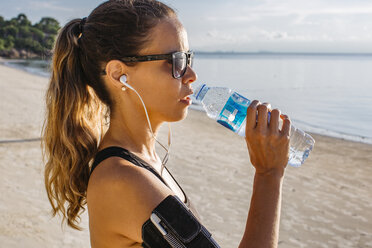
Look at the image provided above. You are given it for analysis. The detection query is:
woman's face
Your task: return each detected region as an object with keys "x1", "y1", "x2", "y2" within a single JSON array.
[{"x1": 125, "y1": 17, "x2": 197, "y2": 123}]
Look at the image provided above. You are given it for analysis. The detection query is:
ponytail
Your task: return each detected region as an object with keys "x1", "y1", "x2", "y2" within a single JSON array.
[{"x1": 42, "y1": 19, "x2": 106, "y2": 230}]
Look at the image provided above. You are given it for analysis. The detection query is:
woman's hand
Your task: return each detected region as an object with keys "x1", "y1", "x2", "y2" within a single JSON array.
[{"x1": 244, "y1": 100, "x2": 291, "y2": 177}]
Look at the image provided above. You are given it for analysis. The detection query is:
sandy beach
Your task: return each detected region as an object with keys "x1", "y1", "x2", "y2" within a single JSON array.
[{"x1": 1, "y1": 60, "x2": 372, "y2": 248}]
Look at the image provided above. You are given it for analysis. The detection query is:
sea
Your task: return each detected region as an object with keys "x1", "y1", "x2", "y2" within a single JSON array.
[{"x1": 4, "y1": 52, "x2": 372, "y2": 144}]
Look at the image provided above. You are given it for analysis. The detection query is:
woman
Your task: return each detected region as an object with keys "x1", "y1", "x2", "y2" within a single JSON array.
[{"x1": 42, "y1": 0, "x2": 290, "y2": 247}]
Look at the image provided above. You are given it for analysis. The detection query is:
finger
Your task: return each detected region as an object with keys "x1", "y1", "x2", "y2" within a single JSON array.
[
  {"x1": 269, "y1": 109, "x2": 280, "y2": 133},
  {"x1": 262, "y1": 102, "x2": 272, "y2": 123},
  {"x1": 280, "y1": 114, "x2": 291, "y2": 135},
  {"x1": 246, "y1": 100, "x2": 260, "y2": 130},
  {"x1": 256, "y1": 104, "x2": 269, "y2": 129},
  {"x1": 262, "y1": 102, "x2": 272, "y2": 111},
  {"x1": 262, "y1": 102, "x2": 273, "y2": 124}
]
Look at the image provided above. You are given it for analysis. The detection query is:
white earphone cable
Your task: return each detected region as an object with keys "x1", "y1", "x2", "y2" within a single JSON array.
[{"x1": 127, "y1": 85, "x2": 171, "y2": 175}]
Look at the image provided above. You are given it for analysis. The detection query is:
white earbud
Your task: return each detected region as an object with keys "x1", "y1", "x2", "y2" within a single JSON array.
[{"x1": 119, "y1": 74, "x2": 134, "y2": 91}]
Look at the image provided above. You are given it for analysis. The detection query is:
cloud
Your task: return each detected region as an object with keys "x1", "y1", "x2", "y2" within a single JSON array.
[
  {"x1": 182, "y1": 0, "x2": 372, "y2": 53},
  {"x1": 253, "y1": 0, "x2": 372, "y2": 16},
  {"x1": 28, "y1": 1, "x2": 74, "y2": 12},
  {"x1": 196, "y1": 0, "x2": 372, "y2": 26},
  {"x1": 202, "y1": 27, "x2": 328, "y2": 44}
]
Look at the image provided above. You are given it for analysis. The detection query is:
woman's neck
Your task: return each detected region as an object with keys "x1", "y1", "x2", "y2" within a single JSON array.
[{"x1": 100, "y1": 103, "x2": 163, "y2": 165}]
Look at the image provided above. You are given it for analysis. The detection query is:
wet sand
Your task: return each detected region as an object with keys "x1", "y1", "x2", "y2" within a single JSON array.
[{"x1": 1, "y1": 61, "x2": 371, "y2": 247}]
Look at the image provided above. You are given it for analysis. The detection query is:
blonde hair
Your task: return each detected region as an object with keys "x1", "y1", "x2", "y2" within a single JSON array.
[
  {"x1": 42, "y1": 0, "x2": 176, "y2": 230},
  {"x1": 42, "y1": 18, "x2": 106, "y2": 229}
]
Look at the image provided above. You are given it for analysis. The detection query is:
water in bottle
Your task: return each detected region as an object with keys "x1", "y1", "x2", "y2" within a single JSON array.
[{"x1": 192, "y1": 84, "x2": 315, "y2": 167}]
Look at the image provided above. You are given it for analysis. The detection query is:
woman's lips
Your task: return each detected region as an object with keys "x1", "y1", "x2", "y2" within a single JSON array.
[{"x1": 180, "y1": 96, "x2": 192, "y2": 105}]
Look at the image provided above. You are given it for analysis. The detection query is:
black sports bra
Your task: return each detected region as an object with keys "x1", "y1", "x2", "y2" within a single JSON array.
[{"x1": 90, "y1": 146, "x2": 189, "y2": 206}]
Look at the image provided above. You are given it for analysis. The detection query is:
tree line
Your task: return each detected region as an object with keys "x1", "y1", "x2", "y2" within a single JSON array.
[{"x1": 0, "y1": 14, "x2": 60, "y2": 59}]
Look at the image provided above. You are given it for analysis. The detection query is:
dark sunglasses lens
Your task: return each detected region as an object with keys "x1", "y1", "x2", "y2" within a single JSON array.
[{"x1": 173, "y1": 52, "x2": 187, "y2": 78}]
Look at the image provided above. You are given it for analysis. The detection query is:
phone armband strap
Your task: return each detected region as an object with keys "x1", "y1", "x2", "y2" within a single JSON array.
[{"x1": 142, "y1": 195, "x2": 220, "y2": 248}]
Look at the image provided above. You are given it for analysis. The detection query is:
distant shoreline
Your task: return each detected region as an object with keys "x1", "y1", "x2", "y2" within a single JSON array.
[
  {"x1": 5, "y1": 51, "x2": 372, "y2": 80},
  {"x1": 4, "y1": 50, "x2": 372, "y2": 60},
  {"x1": 0, "y1": 57, "x2": 51, "y2": 78},
  {"x1": 195, "y1": 51, "x2": 372, "y2": 57}
]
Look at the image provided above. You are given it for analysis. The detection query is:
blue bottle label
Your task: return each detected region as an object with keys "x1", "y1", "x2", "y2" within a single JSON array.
[{"x1": 217, "y1": 92, "x2": 251, "y2": 132}]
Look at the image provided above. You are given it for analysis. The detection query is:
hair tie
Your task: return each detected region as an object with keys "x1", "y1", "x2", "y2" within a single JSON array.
[
  {"x1": 78, "y1": 17, "x2": 87, "y2": 39},
  {"x1": 79, "y1": 17, "x2": 87, "y2": 32}
]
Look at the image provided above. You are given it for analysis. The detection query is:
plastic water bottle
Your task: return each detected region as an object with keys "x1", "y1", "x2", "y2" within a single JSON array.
[{"x1": 192, "y1": 84, "x2": 315, "y2": 167}]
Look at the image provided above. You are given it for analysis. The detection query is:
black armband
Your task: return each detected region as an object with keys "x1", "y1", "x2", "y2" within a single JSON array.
[{"x1": 142, "y1": 195, "x2": 220, "y2": 248}]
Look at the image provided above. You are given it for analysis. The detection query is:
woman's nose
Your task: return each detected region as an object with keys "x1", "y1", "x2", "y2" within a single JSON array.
[{"x1": 183, "y1": 65, "x2": 197, "y2": 84}]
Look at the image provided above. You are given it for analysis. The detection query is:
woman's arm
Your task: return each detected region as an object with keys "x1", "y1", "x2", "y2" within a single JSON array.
[
  {"x1": 87, "y1": 158, "x2": 173, "y2": 245},
  {"x1": 239, "y1": 173, "x2": 283, "y2": 248},
  {"x1": 239, "y1": 100, "x2": 290, "y2": 248}
]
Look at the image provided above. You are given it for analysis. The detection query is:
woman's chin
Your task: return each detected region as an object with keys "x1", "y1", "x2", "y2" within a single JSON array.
[{"x1": 166, "y1": 108, "x2": 189, "y2": 122}]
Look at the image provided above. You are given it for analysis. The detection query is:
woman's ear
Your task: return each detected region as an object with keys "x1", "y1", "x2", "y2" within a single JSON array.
[{"x1": 104, "y1": 60, "x2": 128, "y2": 88}]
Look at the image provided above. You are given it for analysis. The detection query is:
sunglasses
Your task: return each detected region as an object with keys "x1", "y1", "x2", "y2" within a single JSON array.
[{"x1": 120, "y1": 51, "x2": 194, "y2": 79}]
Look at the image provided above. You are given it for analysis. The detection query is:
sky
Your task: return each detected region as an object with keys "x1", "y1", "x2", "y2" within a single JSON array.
[{"x1": 1, "y1": 0, "x2": 372, "y2": 53}]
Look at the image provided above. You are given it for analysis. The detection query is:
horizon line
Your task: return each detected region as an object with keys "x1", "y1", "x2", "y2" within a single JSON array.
[{"x1": 194, "y1": 51, "x2": 372, "y2": 56}]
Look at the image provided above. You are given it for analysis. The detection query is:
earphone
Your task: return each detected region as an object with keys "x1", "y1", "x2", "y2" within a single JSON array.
[
  {"x1": 119, "y1": 74, "x2": 171, "y2": 175},
  {"x1": 120, "y1": 74, "x2": 134, "y2": 91}
]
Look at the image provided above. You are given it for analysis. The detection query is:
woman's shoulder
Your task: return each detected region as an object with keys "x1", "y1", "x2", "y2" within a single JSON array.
[
  {"x1": 89, "y1": 155, "x2": 171, "y2": 194},
  {"x1": 87, "y1": 157, "x2": 172, "y2": 243}
]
